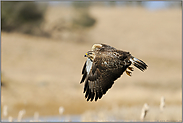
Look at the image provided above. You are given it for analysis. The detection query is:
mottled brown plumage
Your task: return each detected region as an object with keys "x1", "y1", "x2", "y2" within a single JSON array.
[{"x1": 80, "y1": 43, "x2": 148, "y2": 101}]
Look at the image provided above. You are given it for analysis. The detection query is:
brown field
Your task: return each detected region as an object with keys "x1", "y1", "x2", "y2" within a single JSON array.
[{"x1": 1, "y1": 5, "x2": 182, "y2": 121}]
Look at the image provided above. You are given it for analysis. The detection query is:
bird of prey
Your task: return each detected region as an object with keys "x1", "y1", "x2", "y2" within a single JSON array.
[{"x1": 80, "y1": 43, "x2": 148, "y2": 101}]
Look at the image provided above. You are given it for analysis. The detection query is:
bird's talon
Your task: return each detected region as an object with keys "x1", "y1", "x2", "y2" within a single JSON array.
[
  {"x1": 126, "y1": 70, "x2": 132, "y2": 76},
  {"x1": 128, "y1": 66, "x2": 134, "y2": 71}
]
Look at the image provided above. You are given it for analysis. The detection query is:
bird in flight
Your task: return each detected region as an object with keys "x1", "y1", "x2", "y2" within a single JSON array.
[{"x1": 80, "y1": 43, "x2": 148, "y2": 101}]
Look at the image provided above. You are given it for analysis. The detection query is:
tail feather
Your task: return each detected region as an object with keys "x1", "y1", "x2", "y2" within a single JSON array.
[{"x1": 130, "y1": 57, "x2": 148, "y2": 71}]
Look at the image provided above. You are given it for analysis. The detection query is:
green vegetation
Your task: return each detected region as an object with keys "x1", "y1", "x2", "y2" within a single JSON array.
[
  {"x1": 1, "y1": 1, "x2": 47, "y2": 36},
  {"x1": 72, "y1": 2, "x2": 96, "y2": 29}
]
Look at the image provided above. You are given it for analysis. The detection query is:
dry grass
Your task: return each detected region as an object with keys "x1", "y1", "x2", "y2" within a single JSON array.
[
  {"x1": 81, "y1": 104, "x2": 182, "y2": 122},
  {"x1": 1, "y1": 5, "x2": 182, "y2": 121}
]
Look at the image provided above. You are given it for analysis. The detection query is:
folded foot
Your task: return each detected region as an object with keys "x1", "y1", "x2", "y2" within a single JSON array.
[
  {"x1": 128, "y1": 66, "x2": 134, "y2": 71},
  {"x1": 126, "y1": 70, "x2": 132, "y2": 76}
]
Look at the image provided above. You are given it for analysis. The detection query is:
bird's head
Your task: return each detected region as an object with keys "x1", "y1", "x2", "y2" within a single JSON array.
[{"x1": 84, "y1": 51, "x2": 95, "y2": 61}]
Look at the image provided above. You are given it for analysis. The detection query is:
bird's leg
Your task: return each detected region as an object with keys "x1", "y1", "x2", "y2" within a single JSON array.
[
  {"x1": 126, "y1": 70, "x2": 132, "y2": 76},
  {"x1": 128, "y1": 66, "x2": 134, "y2": 71}
]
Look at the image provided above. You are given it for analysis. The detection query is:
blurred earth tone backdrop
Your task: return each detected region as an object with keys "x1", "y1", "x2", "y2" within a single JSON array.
[{"x1": 1, "y1": 1, "x2": 182, "y2": 122}]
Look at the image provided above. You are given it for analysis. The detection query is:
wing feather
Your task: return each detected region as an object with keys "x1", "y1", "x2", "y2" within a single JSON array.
[
  {"x1": 83, "y1": 77, "x2": 88, "y2": 93},
  {"x1": 85, "y1": 83, "x2": 89, "y2": 98},
  {"x1": 80, "y1": 61, "x2": 87, "y2": 84},
  {"x1": 82, "y1": 61, "x2": 86, "y2": 74},
  {"x1": 81, "y1": 57, "x2": 131, "y2": 101},
  {"x1": 94, "y1": 78, "x2": 100, "y2": 101}
]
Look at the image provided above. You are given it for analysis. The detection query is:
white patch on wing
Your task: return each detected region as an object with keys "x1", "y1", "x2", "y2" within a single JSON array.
[
  {"x1": 86, "y1": 58, "x2": 93, "y2": 74},
  {"x1": 129, "y1": 57, "x2": 134, "y2": 64},
  {"x1": 130, "y1": 57, "x2": 139, "y2": 65},
  {"x1": 134, "y1": 57, "x2": 139, "y2": 61}
]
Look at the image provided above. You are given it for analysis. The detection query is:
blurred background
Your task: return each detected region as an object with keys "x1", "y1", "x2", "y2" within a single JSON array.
[{"x1": 1, "y1": 1, "x2": 182, "y2": 122}]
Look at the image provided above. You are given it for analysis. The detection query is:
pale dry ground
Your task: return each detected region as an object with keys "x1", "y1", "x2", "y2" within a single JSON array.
[{"x1": 1, "y1": 6, "x2": 182, "y2": 121}]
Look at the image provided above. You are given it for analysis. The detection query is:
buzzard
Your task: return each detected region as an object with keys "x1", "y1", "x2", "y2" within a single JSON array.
[{"x1": 80, "y1": 43, "x2": 148, "y2": 101}]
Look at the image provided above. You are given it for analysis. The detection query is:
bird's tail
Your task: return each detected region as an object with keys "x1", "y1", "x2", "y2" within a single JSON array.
[{"x1": 130, "y1": 57, "x2": 148, "y2": 72}]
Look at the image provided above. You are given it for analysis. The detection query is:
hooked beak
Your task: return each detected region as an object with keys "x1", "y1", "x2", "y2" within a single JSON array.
[{"x1": 84, "y1": 53, "x2": 87, "y2": 57}]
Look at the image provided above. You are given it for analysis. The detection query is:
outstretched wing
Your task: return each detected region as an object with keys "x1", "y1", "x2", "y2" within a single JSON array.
[{"x1": 80, "y1": 52, "x2": 131, "y2": 101}]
